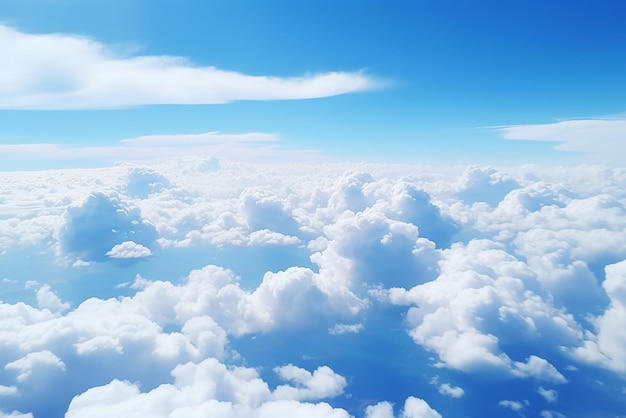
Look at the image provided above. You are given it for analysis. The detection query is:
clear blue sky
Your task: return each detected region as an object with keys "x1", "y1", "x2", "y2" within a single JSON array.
[{"x1": 1, "y1": 0, "x2": 625, "y2": 166}]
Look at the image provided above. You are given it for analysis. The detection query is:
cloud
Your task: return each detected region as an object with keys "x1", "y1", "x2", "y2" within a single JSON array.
[
  {"x1": 498, "y1": 399, "x2": 525, "y2": 412},
  {"x1": 570, "y1": 259, "x2": 626, "y2": 375},
  {"x1": 454, "y1": 166, "x2": 520, "y2": 206},
  {"x1": 540, "y1": 411, "x2": 566, "y2": 418},
  {"x1": 272, "y1": 365, "x2": 347, "y2": 401},
  {"x1": 57, "y1": 192, "x2": 158, "y2": 262},
  {"x1": 364, "y1": 397, "x2": 442, "y2": 418},
  {"x1": 401, "y1": 397, "x2": 442, "y2": 418},
  {"x1": 438, "y1": 383, "x2": 464, "y2": 398},
  {"x1": 538, "y1": 387, "x2": 557, "y2": 403},
  {"x1": 4, "y1": 158, "x2": 626, "y2": 416},
  {"x1": 105, "y1": 241, "x2": 153, "y2": 259},
  {"x1": 36, "y1": 284, "x2": 70, "y2": 313},
  {"x1": 65, "y1": 359, "x2": 353, "y2": 418},
  {"x1": 393, "y1": 239, "x2": 578, "y2": 380},
  {"x1": 4, "y1": 350, "x2": 65, "y2": 382},
  {"x1": 0, "y1": 132, "x2": 321, "y2": 165},
  {"x1": 0, "y1": 25, "x2": 380, "y2": 110},
  {"x1": 0, "y1": 386, "x2": 17, "y2": 396},
  {"x1": 0, "y1": 412, "x2": 33, "y2": 418},
  {"x1": 124, "y1": 167, "x2": 172, "y2": 199},
  {"x1": 496, "y1": 117, "x2": 626, "y2": 154},
  {"x1": 328, "y1": 323, "x2": 364, "y2": 335}
]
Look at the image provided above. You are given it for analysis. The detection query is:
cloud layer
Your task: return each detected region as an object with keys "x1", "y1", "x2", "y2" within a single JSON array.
[{"x1": 1, "y1": 158, "x2": 626, "y2": 417}]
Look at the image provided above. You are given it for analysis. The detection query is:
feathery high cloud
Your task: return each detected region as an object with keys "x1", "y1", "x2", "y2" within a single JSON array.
[{"x1": 496, "y1": 118, "x2": 626, "y2": 154}]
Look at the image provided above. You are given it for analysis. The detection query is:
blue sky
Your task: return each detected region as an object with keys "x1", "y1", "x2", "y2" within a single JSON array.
[
  {"x1": 2, "y1": 2, "x2": 626, "y2": 418},
  {"x1": 1, "y1": 0, "x2": 625, "y2": 168}
]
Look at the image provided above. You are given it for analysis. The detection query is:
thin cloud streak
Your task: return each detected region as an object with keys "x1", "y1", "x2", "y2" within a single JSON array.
[
  {"x1": 0, "y1": 132, "x2": 323, "y2": 164},
  {"x1": 495, "y1": 118, "x2": 626, "y2": 154}
]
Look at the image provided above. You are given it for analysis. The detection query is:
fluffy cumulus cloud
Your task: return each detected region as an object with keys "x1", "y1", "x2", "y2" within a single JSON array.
[
  {"x1": 365, "y1": 397, "x2": 442, "y2": 418},
  {"x1": 0, "y1": 25, "x2": 380, "y2": 110},
  {"x1": 105, "y1": 241, "x2": 153, "y2": 259},
  {"x1": 2, "y1": 159, "x2": 626, "y2": 416},
  {"x1": 65, "y1": 358, "x2": 353, "y2": 418}
]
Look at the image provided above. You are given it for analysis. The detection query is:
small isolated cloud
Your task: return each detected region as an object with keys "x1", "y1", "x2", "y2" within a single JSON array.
[
  {"x1": 24, "y1": 281, "x2": 38, "y2": 290},
  {"x1": 328, "y1": 323, "x2": 364, "y2": 335},
  {"x1": 498, "y1": 399, "x2": 525, "y2": 412},
  {"x1": 72, "y1": 259, "x2": 91, "y2": 268},
  {"x1": 513, "y1": 356, "x2": 567, "y2": 384},
  {"x1": 438, "y1": 383, "x2": 464, "y2": 398},
  {"x1": 540, "y1": 411, "x2": 566, "y2": 418},
  {"x1": 0, "y1": 385, "x2": 17, "y2": 396},
  {"x1": 4, "y1": 351, "x2": 66, "y2": 382},
  {"x1": 538, "y1": 387, "x2": 558, "y2": 403},
  {"x1": 106, "y1": 241, "x2": 153, "y2": 259},
  {"x1": 0, "y1": 25, "x2": 380, "y2": 110},
  {"x1": 496, "y1": 117, "x2": 626, "y2": 154}
]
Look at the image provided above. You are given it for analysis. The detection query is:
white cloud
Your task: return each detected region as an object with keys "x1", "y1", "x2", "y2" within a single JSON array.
[
  {"x1": 0, "y1": 412, "x2": 33, "y2": 418},
  {"x1": 328, "y1": 323, "x2": 364, "y2": 335},
  {"x1": 4, "y1": 350, "x2": 65, "y2": 382},
  {"x1": 0, "y1": 132, "x2": 321, "y2": 165},
  {"x1": 36, "y1": 284, "x2": 70, "y2": 313},
  {"x1": 496, "y1": 117, "x2": 626, "y2": 154},
  {"x1": 0, "y1": 25, "x2": 380, "y2": 110},
  {"x1": 498, "y1": 399, "x2": 525, "y2": 412},
  {"x1": 248, "y1": 230, "x2": 300, "y2": 246},
  {"x1": 571, "y1": 259, "x2": 626, "y2": 375},
  {"x1": 396, "y1": 239, "x2": 579, "y2": 380},
  {"x1": 538, "y1": 387, "x2": 558, "y2": 403},
  {"x1": 364, "y1": 397, "x2": 441, "y2": 418},
  {"x1": 540, "y1": 411, "x2": 566, "y2": 418},
  {"x1": 3, "y1": 159, "x2": 626, "y2": 415},
  {"x1": 0, "y1": 385, "x2": 17, "y2": 396},
  {"x1": 402, "y1": 397, "x2": 442, "y2": 418},
  {"x1": 58, "y1": 192, "x2": 157, "y2": 262},
  {"x1": 365, "y1": 401, "x2": 395, "y2": 418},
  {"x1": 438, "y1": 383, "x2": 464, "y2": 398},
  {"x1": 65, "y1": 359, "x2": 353, "y2": 418},
  {"x1": 273, "y1": 365, "x2": 347, "y2": 401},
  {"x1": 106, "y1": 241, "x2": 153, "y2": 259}
]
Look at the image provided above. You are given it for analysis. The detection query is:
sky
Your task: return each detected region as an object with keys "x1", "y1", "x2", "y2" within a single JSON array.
[
  {"x1": 0, "y1": 0, "x2": 625, "y2": 167},
  {"x1": 1, "y1": 1, "x2": 626, "y2": 418}
]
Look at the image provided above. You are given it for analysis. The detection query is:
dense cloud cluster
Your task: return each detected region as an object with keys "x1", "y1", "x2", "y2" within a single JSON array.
[{"x1": 1, "y1": 159, "x2": 625, "y2": 417}]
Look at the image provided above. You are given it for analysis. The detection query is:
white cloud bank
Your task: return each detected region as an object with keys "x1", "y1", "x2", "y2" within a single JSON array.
[
  {"x1": 0, "y1": 25, "x2": 380, "y2": 109},
  {"x1": 2, "y1": 159, "x2": 626, "y2": 416}
]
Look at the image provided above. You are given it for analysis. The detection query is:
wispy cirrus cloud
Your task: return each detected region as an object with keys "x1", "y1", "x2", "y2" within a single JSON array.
[
  {"x1": 495, "y1": 117, "x2": 626, "y2": 154},
  {"x1": 0, "y1": 25, "x2": 382, "y2": 110},
  {"x1": 0, "y1": 132, "x2": 322, "y2": 165}
]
